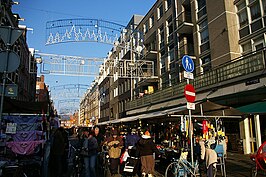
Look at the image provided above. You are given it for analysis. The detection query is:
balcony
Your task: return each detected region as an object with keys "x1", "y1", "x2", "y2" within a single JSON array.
[
  {"x1": 126, "y1": 48, "x2": 266, "y2": 110},
  {"x1": 143, "y1": 46, "x2": 157, "y2": 60},
  {"x1": 176, "y1": 11, "x2": 193, "y2": 34},
  {"x1": 137, "y1": 77, "x2": 159, "y2": 88}
]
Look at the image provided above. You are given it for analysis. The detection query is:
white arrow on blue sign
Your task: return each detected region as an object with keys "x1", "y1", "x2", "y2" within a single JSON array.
[{"x1": 182, "y1": 55, "x2": 194, "y2": 73}]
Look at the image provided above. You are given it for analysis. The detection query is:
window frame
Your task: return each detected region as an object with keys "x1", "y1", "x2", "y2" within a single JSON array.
[{"x1": 157, "y1": 3, "x2": 164, "y2": 20}]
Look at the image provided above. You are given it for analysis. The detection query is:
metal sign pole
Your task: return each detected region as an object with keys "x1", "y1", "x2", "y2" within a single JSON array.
[
  {"x1": 182, "y1": 55, "x2": 195, "y2": 167},
  {"x1": 0, "y1": 27, "x2": 12, "y2": 131},
  {"x1": 0, "y1": 71, "x2": 7, "y2": 130},
  {"x1": 0, "y1": 26, "x2": 22, "y2": 131},
  {"x1": 187, "y1": 79, "x2": 194, "y2": 166}
]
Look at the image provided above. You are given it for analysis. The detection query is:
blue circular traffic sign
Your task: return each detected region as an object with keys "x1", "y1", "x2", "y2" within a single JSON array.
[{"x1": 182, "y1": 55, "x2": 194, "y2": 73}]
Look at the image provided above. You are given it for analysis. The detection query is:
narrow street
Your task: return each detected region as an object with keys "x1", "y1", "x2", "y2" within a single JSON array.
[
  {"x1": 1, "y1": 0, "x2": 266, "y2": 177},
  {"x1": 66, "y1": 134, "x2": 264, "y2": 177}
]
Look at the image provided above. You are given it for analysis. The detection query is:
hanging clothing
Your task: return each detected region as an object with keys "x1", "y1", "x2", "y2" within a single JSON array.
[
  {"x1": 6, "y1": 140, "x2": 44, "y2": 155},
  {"x1": 3, "y1": 115, "x2": 42, "y2": 124},
  {"x1": 11, "y1": 130, "x2": 43, "y2": 141},
  {"x1": 16, "y1": 123, "x2": 41, "y2": 132}
]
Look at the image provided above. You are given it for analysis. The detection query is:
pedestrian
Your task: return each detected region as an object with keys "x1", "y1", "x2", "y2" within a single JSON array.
[
  {"x1": 82, "y1": 128, "x2": 98, "y2": 177},
  {"x1": 94, "y1": 126, "x2": 105, "y2": 151},
  {"x1": 125, "y1": 128, "x2": 140, "y2": 149},
  {"x1": 125, "y1": 128, "x2": 140, "y2": 157},
  {"x1": 62, "y1": 127, "x2": 69, "y2": 175},
  {"x1": 104, "y1": 129, "x2": 123, "y2": 176},
  {"x1": 93, "y1": 126, "x2": 105, "y2": 176},
  {"x1": 136, "y1": 131, "x2": 161, "y2": 177},
  {"x1": 49, "y1": 127, "x2": 66, "y2": 177}
]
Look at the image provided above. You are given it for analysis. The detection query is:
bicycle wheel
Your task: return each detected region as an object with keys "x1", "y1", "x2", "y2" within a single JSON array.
[
  {"x1": 165, "y1": 162, "x2": 185, "y2": 177},
  {"x1": 250, "y1": 166, "x2": 257, "y2": 177},
  {"x1": 103, "y1": 161, "x2": 110, "y2": 177}
]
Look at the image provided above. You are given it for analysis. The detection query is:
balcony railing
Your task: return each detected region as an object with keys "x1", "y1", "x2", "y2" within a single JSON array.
[{"x1": 126, "y1": 49, "x2": 266, "y2": 110}]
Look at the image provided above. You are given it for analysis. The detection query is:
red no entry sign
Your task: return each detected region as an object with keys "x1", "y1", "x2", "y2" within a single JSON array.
[{"x1": 184, "y1": 84, "x2": 196, "y2": 102}]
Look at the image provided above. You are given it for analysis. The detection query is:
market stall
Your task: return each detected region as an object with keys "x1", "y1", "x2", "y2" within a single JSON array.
[{"x1": 0, "y1": 114, "x2": 47, "y2": 177}]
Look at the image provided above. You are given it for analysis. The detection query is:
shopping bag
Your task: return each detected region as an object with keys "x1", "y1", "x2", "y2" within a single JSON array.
[
  {"x1": 123, "y1": 157, "x2": 139, "y2": 173},
  {"x1": 120, "y1": 150, "x2": 129, "y2": 164}
]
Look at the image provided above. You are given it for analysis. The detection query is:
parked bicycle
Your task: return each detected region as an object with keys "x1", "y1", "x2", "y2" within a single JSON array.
[
  {"x1": 0, "y1": 160, "x2": 28, "y2": 177},
  {"x1": 165, "y1": 150, "x2": 200, "y2": 177}
]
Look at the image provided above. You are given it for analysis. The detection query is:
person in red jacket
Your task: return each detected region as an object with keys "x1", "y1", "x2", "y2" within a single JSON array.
[{"x1": 136, "y1": 131, "x2": 161, "y2": 177}]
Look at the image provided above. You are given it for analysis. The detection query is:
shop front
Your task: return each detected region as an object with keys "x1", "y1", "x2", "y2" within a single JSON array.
[{"x1": 236, "y1": 101, "x2": 266, "y2": 154}]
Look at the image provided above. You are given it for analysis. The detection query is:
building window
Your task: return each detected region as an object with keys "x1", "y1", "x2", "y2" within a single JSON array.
[
  {"x1": 200, "y1": 55, "x2": 211, "y2": 72},
  {"x1": 159, "y1": 25, "x2": 165, "y2": 50},
  {"x1": 167, "y1": 17, "x2": 173, "y2": 43},
  {"x1": 250, "y1": 1, "x2": 261, "y2": 21},
  {"x1": 197, "y1": 0, "x2": 206, "y2": 19},
  {"x1": 165, "y1": 0, "x2": 172, "y2": 11},
  {"x1": 149, "y1": 15, "x2": 154, "y2": 28},
  {"x1": 161, "y1": 54, "x2": 166, "y2": 74},
  {"x1": 262, "y1": 0, "x2": 266, "y2": 15},
  {"x1": 144, "y1": 21, "x2": 149, "y2": 33},
  {"x1": 199, "y1": 19, "x2": 209, "y2": 44},
  {"x1": 161, "y1": 57, "x2": 166, "y2": 68},
  {"x1": 169, "y1": 48, "x2": 175, "y2": 62},
  {"x1": 158, "y1": 4, "x2": 164, "y2": 19},
  {"x1": 253, "y1": 37, "x2": 265, "y2": 51},
  {"x1": 198, "y1": 0, "x2": 206, "y2": 9},
  {"x1": 237, "y1": 1, "x2": 248, "y2": 27},
  {"x1": 241, "y1": 42, "x2": 252, "y2": 54}
]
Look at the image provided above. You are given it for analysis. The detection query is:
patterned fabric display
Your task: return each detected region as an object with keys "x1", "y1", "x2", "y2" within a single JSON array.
[
  {"x1": 16, "y1": 123, "x2": 41, "y2": 132},
  {"x1": 3, "y1": 115, "x2": 42, "y2": 124},
  {"x1": 6, "y1": 140, "x2": 45, "y2": 155},
  {"x1": 4, "y1": 115, "x2": 45, "y2": 155},
  {"x1": 11, "y1": 131, "x2": 43, "y2": 142}
]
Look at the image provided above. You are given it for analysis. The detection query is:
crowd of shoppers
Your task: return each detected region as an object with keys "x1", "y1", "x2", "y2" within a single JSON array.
[{"x1": 48, "y1": 125, "x2": 162, "y2": 177}]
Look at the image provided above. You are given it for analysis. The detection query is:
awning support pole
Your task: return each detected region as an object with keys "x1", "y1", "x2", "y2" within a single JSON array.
[{"x1": 200, "y1": 103, "x2": 203, "y2": 116}]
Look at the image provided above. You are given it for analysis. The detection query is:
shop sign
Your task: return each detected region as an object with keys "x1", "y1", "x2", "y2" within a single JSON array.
[{"x1": 0, "y1": 84, "x2": 18, "y2": 97}]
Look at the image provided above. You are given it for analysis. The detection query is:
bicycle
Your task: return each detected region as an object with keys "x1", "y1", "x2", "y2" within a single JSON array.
[
  {"x1": 97, "y1": 145, "x2": 110, "y2": 177},
  {"x1": 165, "y1": 151, "x2": 200, "y2": 177},
  {"x1": 70, "y1": 146, "x2": 83, "y2": 177},
  {"x1": 0, "y1": 160, "x2": 28, "y2": 177}
]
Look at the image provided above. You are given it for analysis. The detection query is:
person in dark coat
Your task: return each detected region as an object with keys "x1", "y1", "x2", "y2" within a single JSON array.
[
  {"x1": 94, "y1": 126, "x2": 105, "y2": 152},
  {"x1": 136, "y1": 131, "x2": 161, "y2": 177},
  {"x1": 93, "y1": 126, "x2": 105, "y2": 176},
  {"x1": 125, "y1": 128, "x2": 140, "y2": 157},
  {"x1": 125, "y1": 128, "x2": 140, "y2": 149},
  {"x1": 82, "y1": 129, "x2": 98, "y2": 177},
  {"x1": 49, "y1": 127, "x2": 66, "y2": 177}
]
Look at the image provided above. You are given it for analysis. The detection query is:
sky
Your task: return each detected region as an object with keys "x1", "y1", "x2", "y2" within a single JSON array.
[{"x1": 13, "y1": 0, "x2": 156, "y2": 113}]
